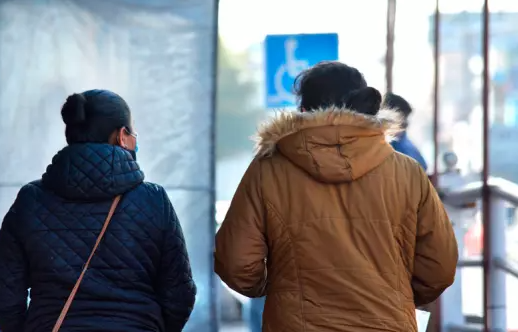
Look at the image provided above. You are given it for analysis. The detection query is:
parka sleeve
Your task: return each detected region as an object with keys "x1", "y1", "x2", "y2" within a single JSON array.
[
  {"x1": 412, "y1": 167, "x2": 459, "y2": 306},
  {"x1": 156, "y1": 188, "x2": 196, "y2": 331},
  {"x1": 214, "y1": 158, "x2": 267, "y2": 298},
  {"x1": 0, "y1": 205, "x2": 29, "y2": 332}
]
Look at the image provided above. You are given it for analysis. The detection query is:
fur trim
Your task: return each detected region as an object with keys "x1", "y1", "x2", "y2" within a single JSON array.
[{"x1": 254, "y1": 107, "x2": 404, "y2": 157}]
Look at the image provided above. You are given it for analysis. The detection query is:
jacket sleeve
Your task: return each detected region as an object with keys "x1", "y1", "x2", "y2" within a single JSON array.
[
  {"x1": 0, "y1": 205, "x2": 29, "y2": 332},
  {"x1": 214, "y1": 159, "x2": 267, "y2": 298},
  {"x1": 412, "y1": 167, "x2": 458, "y2": 306},
  {"x1": 156, "y1": 189, "x2": 196, "y2": 331}
]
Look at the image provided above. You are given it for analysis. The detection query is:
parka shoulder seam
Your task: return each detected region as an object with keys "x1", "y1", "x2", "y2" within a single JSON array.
[{"x1": 264, "y1": 201, "x2": 307, "y2": 331}]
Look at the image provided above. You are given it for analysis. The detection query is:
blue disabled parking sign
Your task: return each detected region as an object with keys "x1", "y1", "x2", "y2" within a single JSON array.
[{"x1": 265, "y1": 33, "x2": 339, "y2": 108}]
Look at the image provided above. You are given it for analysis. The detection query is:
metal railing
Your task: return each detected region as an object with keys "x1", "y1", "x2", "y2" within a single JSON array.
[
  {"x1": 442, "y1": 177, "x2": 518, "y2": 208},
  {"x1": 441, "y1": 176, "x2": 518, "y2": 332}
]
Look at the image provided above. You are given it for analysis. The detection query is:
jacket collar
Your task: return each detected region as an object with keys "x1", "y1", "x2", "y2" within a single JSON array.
[{"x1": 42, "y1": 143, "x2": 144, "y2": 201}]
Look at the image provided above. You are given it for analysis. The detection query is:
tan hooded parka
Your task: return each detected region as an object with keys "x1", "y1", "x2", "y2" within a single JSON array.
[{"x1": 215, "y1": 107, "x2": 458, "y2": 332}]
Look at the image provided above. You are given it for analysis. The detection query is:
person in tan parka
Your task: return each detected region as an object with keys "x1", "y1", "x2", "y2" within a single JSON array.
[{"x1": 215, "y1": 61, "x2": 458, "y2": 332}]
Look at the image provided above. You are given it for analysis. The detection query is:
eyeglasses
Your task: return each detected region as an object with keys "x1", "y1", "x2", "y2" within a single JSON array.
[{"x1": 124, "y1": 127, "x2": 138, "y2": 138}]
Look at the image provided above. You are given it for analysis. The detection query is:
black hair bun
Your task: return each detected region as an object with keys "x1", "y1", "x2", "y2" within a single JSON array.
[
  {"x1": 61, "y1": 93, "x2": 87, "y2": 125},
  {"x1": 345, "y1": 87, "x2": 382, "y2": 116}
]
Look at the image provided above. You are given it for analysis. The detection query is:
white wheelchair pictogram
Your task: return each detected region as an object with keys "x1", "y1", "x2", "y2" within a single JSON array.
[{"x1": 268, "y1": 38, "x2": 309, "y2": 105}]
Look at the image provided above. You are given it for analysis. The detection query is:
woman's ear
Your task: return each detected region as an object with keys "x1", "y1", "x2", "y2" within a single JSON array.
[{"x1": 116, "y1": 127, "x2": 127, "y2": 148}]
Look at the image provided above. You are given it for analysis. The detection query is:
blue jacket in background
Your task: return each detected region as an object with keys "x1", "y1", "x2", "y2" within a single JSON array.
[
  {"x1": 391, "y1": 131, "x2": 428, "y2": 171},
  {"x1": 0, "y1": 143, "x2": 196, "y2": 332}
]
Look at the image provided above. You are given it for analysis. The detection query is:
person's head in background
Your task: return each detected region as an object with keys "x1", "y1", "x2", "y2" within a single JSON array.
[
  {"x1": 382, "y1": 92, "x2": 412, "y2": 129},
  {"x1": 294, "y1": 61, "x2": 382, "y2": 116},
  {"x1": 61, "y1": 89, "x2": 138, "y2": 157},
  {"x1": 382, "y1": 92, "x2": 428, "y2": 170}
]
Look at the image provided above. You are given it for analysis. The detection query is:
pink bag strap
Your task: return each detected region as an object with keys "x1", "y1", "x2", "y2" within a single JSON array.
[{"x1": 52, "y1": 195, "x2": 121, "y2": 332}]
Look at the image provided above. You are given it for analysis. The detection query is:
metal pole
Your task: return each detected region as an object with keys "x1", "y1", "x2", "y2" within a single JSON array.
[
  {"x1": 489, "y1": 197, "x2": 507, "y2": 332},
  {"x1": 209, "y1": 0, "x2": 220, "y2": 331},
  {"x1": 432, "y1": 0, "x2": 440, "y2": 187},
  {"x1": 431, "y1": 2, "x2": 442, "y2": 332},
  {"x1": 481, "y1": 0, "x2": 491, "y2": 331},
  {"x1": 439, "y1": 172, "x2": 466, "y2": 330},
  {"x1": 385, "y1": 0, "x2": 396, "y2": 93}
]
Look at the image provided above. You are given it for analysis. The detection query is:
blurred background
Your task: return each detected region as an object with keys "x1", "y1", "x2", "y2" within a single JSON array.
[
  {"x1": 1, "y1": 0, "x2": 518, "y2": 331},
  {"x1": 217, "y1": 0, "x2": 518, "y2": 331}
]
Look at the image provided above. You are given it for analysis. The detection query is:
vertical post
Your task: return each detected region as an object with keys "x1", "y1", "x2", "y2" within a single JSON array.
[
  {"x1": 432, "y1": 0, "x2": 440, "y2": 187},
  {"x1": 431, "y1": 1, "x2": 442, "y2": 332},
  {"x1": 439, "y1": 170, "x2": 466, "y2": 331},
  {"x1": 209, "y1": 0, "x2": 220, "y2": 331},
  {"x1": 489, "y1": 197, "x2": 507, "y2": 332},
  {"x1": 481, "y1": 0, "x2": 491, "y2": 331},
  {"x1": 440, "y1": 207, "x2": 466, "y2": 330},
  {"x1": 385, "y1": 0, "x2": 396, "y2": 93}
]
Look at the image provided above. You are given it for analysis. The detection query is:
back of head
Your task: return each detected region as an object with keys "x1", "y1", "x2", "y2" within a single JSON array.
[
  {"x1": 61, "y1": 89, "x2": 131, "y2": 144},
  {"x1": 294, "y1": 61, "x2": 382, "y2": 115},
  {"x1": 382, "y1": 92, "x2": 412, "y2": 119}
]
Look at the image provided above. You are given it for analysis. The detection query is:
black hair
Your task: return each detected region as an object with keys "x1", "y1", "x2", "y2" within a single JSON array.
[
  {"x1": 61, "y1": 89, "x2": 132, "y2": 144},
  {"x1": 293, "y1": 61, "x2": 382, "y2": 115},
  {"x1": 382, "y1": 92, "x2": 413, "y2": 118}
]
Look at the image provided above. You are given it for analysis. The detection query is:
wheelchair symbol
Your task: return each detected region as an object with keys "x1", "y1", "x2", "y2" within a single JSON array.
[{"x1": 268, "y1": 38, "x2": 309, "y2": 105}]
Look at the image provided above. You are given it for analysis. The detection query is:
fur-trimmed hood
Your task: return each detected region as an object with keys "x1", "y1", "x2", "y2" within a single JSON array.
[{"x1": 254, "y1": 107, "x2": 404, "y2": 183}]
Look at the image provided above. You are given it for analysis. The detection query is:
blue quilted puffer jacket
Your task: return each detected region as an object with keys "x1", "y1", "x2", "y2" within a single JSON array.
[{"x1": 0, "y1": 143, "x2": 196, "y2": 332}]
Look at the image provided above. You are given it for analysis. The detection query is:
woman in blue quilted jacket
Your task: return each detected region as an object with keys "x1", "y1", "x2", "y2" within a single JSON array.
[{"x1": 0, "y1": 90, "x2": 196, "y2": 332}]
